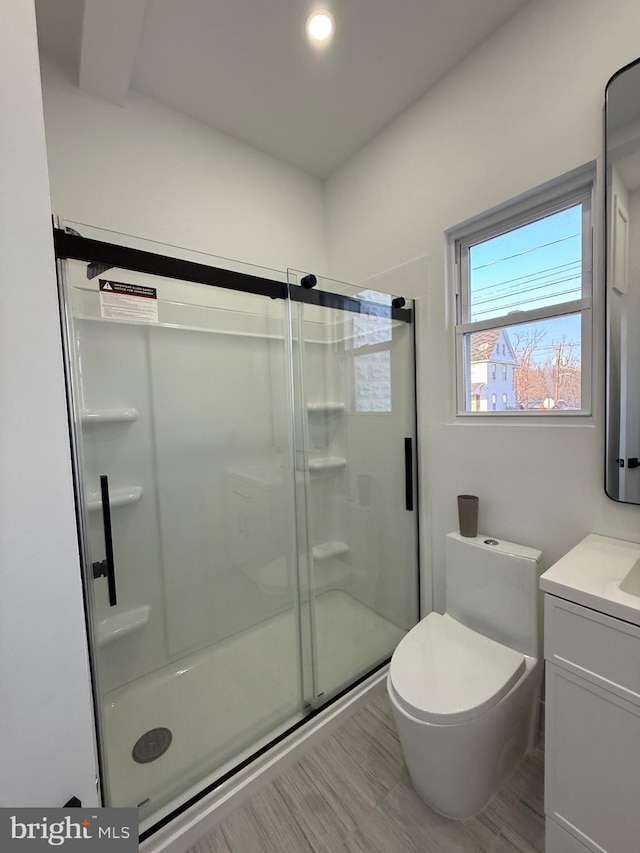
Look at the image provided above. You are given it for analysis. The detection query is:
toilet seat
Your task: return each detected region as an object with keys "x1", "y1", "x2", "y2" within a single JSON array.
[{"x1": 389, "y1": 612, "x2": 526, "y2": 725}]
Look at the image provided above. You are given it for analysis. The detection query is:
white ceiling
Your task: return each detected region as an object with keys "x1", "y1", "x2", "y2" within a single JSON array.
[{"x1": 35, "y1": 0, "x2": 530, "y2": 179}]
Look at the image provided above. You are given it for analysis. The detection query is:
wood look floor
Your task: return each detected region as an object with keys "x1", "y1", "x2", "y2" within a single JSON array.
[{"x1": 188, "y1": 683, "x2": 545, "y2": 853}]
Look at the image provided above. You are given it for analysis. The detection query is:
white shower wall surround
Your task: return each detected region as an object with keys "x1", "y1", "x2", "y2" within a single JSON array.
[
  {"x1": 78, "y1": 284, "x2": 412, "y2": 689},
  {"x1": 57, "y1": 224, "x2": 420, "y2": 833}
]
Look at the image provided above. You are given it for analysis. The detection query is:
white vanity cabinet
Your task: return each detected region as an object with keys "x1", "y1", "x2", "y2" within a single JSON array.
[{"x1": 543, "y1": 593, "x2": 640, "y2": 853}]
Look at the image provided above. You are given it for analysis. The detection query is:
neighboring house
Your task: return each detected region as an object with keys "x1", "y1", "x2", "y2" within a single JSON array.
[{"x1": 469, "y1": 328, "x2": 518, "y2": 411}]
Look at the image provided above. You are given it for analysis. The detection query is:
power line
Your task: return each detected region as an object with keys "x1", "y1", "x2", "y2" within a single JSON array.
[
  {"x1": 470, "y1": 231, "x2": 580, "y2": 271},
  {"x1": 512, "y1": 343, "x2": 581, "y2": 353},
  {"x1": 472, "y1": 274, "x2": 580, "y2": 308},
  {"x1": 471, "y1": 281, "x2": 582, "y2": 318},
  {"x1": 473, "y1": 341, "x2": 582, "y2": 353},
  {"x1": 470, "y1": 259, "x2": 580, "y2": 294}
]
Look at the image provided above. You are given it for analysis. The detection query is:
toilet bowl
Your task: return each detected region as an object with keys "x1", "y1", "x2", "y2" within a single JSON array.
[{"x1": 387, "y1": 532, "x2": 542, "y2": 819}]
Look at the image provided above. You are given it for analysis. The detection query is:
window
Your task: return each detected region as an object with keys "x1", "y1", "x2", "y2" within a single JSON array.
[
  {"x1": 451, "y1": 173, "x2": 593, "y2": 415},
  {"x1": 346, "y1": 289, "x2": 392, "y2": 412}
]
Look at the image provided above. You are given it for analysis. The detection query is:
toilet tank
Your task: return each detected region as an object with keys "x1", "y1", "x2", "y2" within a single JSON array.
[{"x1": 445, "y1": 532, "x2": 543, "y2": 658}]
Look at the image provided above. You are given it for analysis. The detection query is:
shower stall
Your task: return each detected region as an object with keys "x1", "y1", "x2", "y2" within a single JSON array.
[{"x1": 54, "y1": 221, "x2": 420, "y2": 836}]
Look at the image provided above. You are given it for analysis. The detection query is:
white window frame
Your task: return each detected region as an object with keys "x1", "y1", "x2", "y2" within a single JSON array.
[{"x1": 449, "y1": 168, "x2": 594, "y2": 418}]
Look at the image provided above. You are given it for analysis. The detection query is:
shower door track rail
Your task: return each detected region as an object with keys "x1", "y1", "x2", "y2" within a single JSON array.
[{"x1": 53, "y1": 229, "x2": 413, "y2": 323}]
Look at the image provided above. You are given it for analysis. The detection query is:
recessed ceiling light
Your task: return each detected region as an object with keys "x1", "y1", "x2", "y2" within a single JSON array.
[{"x1": 306, "y1": 9, "x2": 335, "y2": 44}]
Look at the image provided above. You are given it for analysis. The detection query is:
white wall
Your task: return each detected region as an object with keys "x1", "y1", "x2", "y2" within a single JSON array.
[
  {"x1": 325, "y1": 0, "x2": 640, "y2": 612},
  {"x1": 40, "y1": 55, "x2": 327, "y2": 276},
  {"x1": 0, "y1": 0, "x2": 98, "y2": 807}
]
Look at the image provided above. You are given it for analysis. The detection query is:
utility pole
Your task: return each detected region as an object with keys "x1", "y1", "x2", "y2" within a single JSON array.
[{"x1": 553, "y1": 342, "x2": 564, "y2": 403}]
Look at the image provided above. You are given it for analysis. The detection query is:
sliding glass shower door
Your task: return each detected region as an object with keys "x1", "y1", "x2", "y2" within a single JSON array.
[
  {"x1": 58, "y1": 228, "x2": 308, "y2": 827},
  {"x1": 288, "y1": 271, "x2": 419, "y2": 707},
  {"x1": 55, "y1": 223, "x2": 419, "y2": 833}
]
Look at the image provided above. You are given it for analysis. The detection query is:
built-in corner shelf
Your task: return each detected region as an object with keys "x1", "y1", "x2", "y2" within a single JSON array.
[
  {"x1": 306, "y1": 402, "x2": 345, "y2": 415},
  {"x1": 86, "y1": 486, "x2": 143, "y2": 512},
  {"x1": 96, "y1": 605, "x2": 151, "y2": 647},
  {"x1": 81, "y1": 407, "x2": 139, "y2": 425},
  {"x1": 308, "y1": 456, "x2": 347, "y2": 473},
  {"x1": 312, "y1": 541, "x2": 350, "y2": 562}
]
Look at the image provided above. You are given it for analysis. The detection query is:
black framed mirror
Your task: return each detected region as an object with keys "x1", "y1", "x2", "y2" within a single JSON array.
[{"x1": 606, "y1": 57, "x2": 640, "y2": 503}]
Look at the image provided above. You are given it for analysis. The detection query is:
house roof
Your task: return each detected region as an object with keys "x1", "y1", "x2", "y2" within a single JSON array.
[
  {"x1": 470, "y1": 329, "x2": 500, "y2": 361},
  {"x1": 470, "y1": 328, "x2": 518, "y2": 365}
]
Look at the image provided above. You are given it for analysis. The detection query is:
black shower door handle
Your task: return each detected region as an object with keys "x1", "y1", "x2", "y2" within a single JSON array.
[
  {"x1": 404, "y1": 437, "x2": 414, "y2": 512},
  {"x1": 96, "y1": 474, "x2": 118, "y2": 606}
]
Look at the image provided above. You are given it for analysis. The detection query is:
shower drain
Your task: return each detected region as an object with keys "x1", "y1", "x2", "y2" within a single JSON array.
[{"x1": 132, "y1": 727, "x2": 173, "y2": 764}]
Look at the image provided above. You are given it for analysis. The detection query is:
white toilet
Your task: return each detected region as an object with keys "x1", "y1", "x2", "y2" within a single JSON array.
[{"x1": 387, "y1": 532, "x2": 543, "y2": 819}]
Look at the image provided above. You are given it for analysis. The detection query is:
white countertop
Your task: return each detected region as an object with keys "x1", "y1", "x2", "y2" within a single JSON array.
[{"x1": 540, "y1": 533, "x2": 640, "y2": 627}]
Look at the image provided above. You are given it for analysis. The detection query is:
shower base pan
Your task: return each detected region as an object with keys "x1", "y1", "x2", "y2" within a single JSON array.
[{"x1": 101, "y1": 590, "x2": 405, "y2": 828}]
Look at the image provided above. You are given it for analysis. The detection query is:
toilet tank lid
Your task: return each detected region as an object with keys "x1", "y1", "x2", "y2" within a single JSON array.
[
  {"x1": 389, "y1": 613, "x2": 527, "y2": 725},
  {"x1": 446, "y1": 532, "x2": 542, "y2": 563}
]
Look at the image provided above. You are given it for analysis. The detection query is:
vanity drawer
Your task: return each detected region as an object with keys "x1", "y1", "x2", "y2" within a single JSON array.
[{"x1": 544, "y1": 594, "x2": 640, "y2": 705}]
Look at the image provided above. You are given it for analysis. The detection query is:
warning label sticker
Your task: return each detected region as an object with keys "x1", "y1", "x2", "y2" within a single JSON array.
[{"x1": 99, "y1": 279, "x2": 159, "y2": 324}]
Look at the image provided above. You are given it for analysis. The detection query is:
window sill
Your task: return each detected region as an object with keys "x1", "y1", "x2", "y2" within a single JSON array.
[{"x1": 452, "y1": 410, "x2": 594, "y2": 426}]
